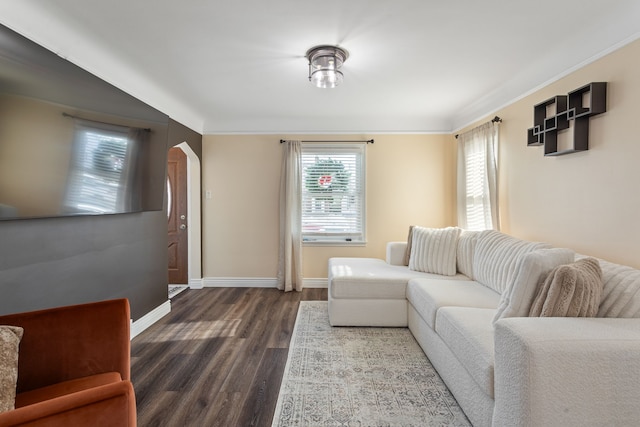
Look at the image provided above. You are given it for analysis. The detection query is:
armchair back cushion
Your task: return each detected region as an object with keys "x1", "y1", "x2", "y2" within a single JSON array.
[{"x1": 0, "y1": 299, "x2": 130, "y2": 394}]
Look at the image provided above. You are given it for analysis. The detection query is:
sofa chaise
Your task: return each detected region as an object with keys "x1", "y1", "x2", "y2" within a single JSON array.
[{"x1": 328, "y1": 229, "x2": 640, "y2": 427}]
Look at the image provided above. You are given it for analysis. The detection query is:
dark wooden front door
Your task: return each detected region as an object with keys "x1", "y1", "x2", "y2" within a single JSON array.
[{"x1": 167, "y1": 147, "x2": 188, "y2": 284}]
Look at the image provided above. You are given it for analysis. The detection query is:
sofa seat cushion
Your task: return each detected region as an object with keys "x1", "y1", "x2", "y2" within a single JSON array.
[
  {"x1": 15, "y1": 372, "x2": 122, "y2": 408},
  {"x1": 406, "y1": 279, "x2": 501, "y2": 329},
  {"x1": 329, "y1": 257, "x2": 470, "y2": 300},
  {"x1": 435, "y1": 307, "x2": 496, "y2": 398}
]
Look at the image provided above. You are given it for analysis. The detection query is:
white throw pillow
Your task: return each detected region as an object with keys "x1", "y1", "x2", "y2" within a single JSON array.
[
  {"x1": 493, "y1": 248, "x2": 575, "y2": 324},
  {"x1": 408, "y1": 226, "x2": 461, "y2": 276},
  {"x1": 473, "y1": 230, "x2": 552, "y2": 294}
]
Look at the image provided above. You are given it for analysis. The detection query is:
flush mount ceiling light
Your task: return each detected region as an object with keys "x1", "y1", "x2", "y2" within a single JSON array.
[{"x1": 306, "y1": 45, "x2": 349, "y2": 89}]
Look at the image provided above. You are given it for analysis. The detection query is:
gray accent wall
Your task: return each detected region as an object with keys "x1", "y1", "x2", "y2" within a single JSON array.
[
  {"x1": 169, "y1": 118, "x2": 202, "y2": 160},
  {"x1": 0, "y1": 120, "x2": 202, "y2": 321},
  {"x1": 0, "y1": 20, "x2": 204, "y2": 320},
  {"x1": 0, "y1": 211, "x2": 167, "y2": 320}
]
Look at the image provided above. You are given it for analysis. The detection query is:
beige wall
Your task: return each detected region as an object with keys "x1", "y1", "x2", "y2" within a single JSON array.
[
  {"x1": 203, "y1": 39, "x2": 640, "y2": 279},
  {"x1": 202, "y1": 134, "x2": 455, "y2": 279},
  {"x1": 460, "y1": 38, "x2": 640, "y2": 268}
]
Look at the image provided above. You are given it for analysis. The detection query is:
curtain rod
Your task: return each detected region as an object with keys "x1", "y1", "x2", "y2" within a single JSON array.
[
  {"x1": 280, "y1": 139, "x2": 374, "y2": 144},
  {"x1": 455, "y1": 116, "x2": 502, "y2": 139},
  {"x1": 62, "y1": 112, "x2": 151, "y2": 132}
]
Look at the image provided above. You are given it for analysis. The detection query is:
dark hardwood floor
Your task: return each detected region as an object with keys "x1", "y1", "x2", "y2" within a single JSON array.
[{"x1": 131, "y1": 287, "x2": 327, "y2": 427}]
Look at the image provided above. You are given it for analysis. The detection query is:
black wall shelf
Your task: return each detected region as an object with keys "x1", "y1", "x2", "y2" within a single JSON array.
[{"x1": 527, "y1": 82, "x2": 607, "y2": 156}]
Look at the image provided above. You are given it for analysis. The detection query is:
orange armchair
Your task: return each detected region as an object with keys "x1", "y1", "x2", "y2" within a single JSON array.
[{"x1": 0, "y1": 299, "x2": 136, "y2": 426}]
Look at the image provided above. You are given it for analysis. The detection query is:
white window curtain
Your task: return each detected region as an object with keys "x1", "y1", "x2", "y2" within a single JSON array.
[
  {"x1": 457, "y1": 121, "x2": 500, "y2": 231},
  {"x1": 277, "y1": 140, "x2": 303, "y2": 292}
]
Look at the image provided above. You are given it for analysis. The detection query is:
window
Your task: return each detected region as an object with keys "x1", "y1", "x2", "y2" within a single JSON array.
[
  {"x1": 464, "y1": 147, "x2": 489, "y2": 230},
  {"x1": 457, "y1": 121, "x2": 499, "y2": 231},
  {"x1": 301, "y1": 144, "x2": 365, "y2": 243}
]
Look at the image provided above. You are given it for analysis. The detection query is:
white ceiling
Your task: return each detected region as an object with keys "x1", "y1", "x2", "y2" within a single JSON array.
[{"x1": 1, "y1": 1, "x2": 640, "y2": 134}]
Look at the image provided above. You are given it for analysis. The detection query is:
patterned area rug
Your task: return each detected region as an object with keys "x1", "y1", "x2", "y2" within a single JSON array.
[{"x1": 272, "y1": 301, "x2": 471, "y2": 427}]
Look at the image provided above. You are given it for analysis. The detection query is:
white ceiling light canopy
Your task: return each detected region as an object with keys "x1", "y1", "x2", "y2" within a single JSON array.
[{"x1": 306, "y1": 45, "x2": 349, "y2": 89}]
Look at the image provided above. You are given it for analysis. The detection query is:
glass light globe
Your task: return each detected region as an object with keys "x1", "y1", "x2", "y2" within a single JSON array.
[
  {"x1": 310, "y1": 69, "x2": 344, "y2": 88},
  {"x1": 306, "y1": 45, "x2": 348, "y2": 89}
]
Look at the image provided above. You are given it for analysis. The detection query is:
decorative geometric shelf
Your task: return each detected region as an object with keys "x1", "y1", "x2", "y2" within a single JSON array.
[{"x1": 527, "y1": 82, "x2": 607, "y2": 156}]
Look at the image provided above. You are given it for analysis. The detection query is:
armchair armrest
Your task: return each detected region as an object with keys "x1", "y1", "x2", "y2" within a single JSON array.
[
  {"x1": 386, "y1": 241, "x2": 407, "y2": 266},
  {"x1": 0, "y1": 299, "x2": 131, "y2": 393},
  {"x1": 493, "y1": 317, "x2": 640, "y2": 427},
  {"x1": 0, "y1": 380, "x2": 136, "y2": 427}
]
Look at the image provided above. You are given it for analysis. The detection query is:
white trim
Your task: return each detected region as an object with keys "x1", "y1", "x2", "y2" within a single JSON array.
[
  {"x1": 203, "y1": 277, "x2": 278, "y2": 288},
  {"x1": 201, "y1": 277, "x2": 328, "y2": 289},
  {"x1": 173, "y1": 142, "x2": 202, "y2": 285},
  {"x1": 204, "y1": 130, "x2": 449, "y2": 135},
  {"x1": 451, "y1": 31, "x2": 640, "y2": 133},
  {"x1": 302, "y1": 278, "x2": 328, "y2": 288},
  {"x1": 303, "y1": 241, "x2": 366, "y2": 247},
  {"x1": 189, "y1": 278, "x2": 204, "y2": 289},
  {"x1": 130, "y1": 300, "x2": 171, "y2": 340},
  {"x1": 0, "y1": 4, "x2": 204, "y2": 132}
]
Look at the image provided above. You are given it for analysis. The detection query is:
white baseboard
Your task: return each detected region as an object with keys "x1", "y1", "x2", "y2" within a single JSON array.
[
  {"x1": 189, "y1": 278, "x2": 203, "y2": 289},
  {"x1": 203, "y1": 277, "x2": 278, "y2": 288},
  {"x1": 201, "y1": 277, "x2": 328, "y2": 288},
  {"x1": 130, "y1": 300, "x2": 171, "y2": 339},
  {"x1": 303, "y1": 278, "x2": 328, "y2": 288}
]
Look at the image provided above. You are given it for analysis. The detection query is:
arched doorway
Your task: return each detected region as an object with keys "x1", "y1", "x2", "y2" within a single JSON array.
[{"x1": 167, "y1": 142, "x2": 202, "y2": 289}]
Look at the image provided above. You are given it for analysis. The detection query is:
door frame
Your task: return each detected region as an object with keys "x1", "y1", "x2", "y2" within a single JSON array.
[{"x1": 171, "y1": 141, "x2": 202, "y2": 288}]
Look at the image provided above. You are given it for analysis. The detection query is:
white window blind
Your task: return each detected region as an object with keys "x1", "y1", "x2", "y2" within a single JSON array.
[
  {"x1": 457, "y1": 121, "x2": 499, "y2": 231},
  {"x1": 464, "y1": 146, "x2": 489, "y2": 231},
  {"x1": 301, "y1": 144, "x2": 365, "y2": 243}
]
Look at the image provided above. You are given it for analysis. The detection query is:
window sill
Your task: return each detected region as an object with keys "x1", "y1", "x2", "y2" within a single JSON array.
[{"x1": 303, "y1": 240, "x2": 366, "y2": 247}]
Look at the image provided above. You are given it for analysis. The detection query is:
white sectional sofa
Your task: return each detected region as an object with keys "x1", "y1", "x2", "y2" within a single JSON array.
[{"x1": 328, "y1": 229, "x2": 640, "y2": 427}]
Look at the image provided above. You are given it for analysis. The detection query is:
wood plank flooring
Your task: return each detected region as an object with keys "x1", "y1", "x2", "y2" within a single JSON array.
[{"x1": 131, "y1": 287, "x2": 327, "y2": 427}]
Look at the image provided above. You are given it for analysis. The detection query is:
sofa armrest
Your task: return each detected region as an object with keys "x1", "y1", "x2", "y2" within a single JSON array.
[
  {"x1": 386, "y1": 241, "x2": 407, "y2": 266},
  {"x1": 493, "y1": 317, "x2": 640, "y2": 427},
  {"x1": 0, "y1": 380, "x2": 136, "y2": 427},
  {"x1": 0, "y1": 299, "x2": 131, "y2": 393}
]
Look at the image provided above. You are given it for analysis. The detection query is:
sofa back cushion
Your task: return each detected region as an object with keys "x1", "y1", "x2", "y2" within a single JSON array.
[
  {"x1": 457, "y1": 230, "x2": 480, "y2": 280},
  {"x1": 473, "y1": 230, "x2": 551, "y2": 294},
  {"x1": 590, "y1": 257, "x2": 640, "y2": 318}
]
